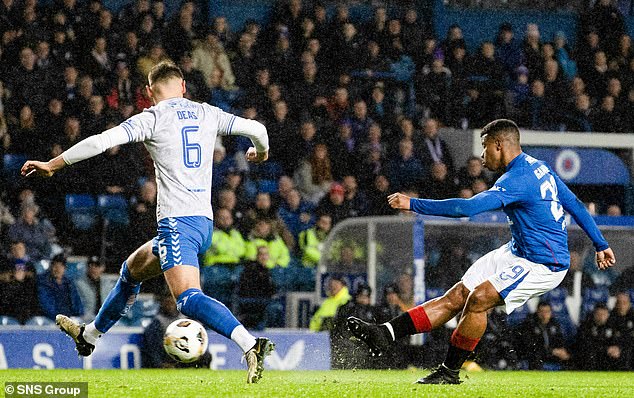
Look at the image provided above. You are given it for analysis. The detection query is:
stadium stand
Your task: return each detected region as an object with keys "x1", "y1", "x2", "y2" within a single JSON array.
[{"x1": 0, "y1": 0, "x2": 632, "y2": 371}]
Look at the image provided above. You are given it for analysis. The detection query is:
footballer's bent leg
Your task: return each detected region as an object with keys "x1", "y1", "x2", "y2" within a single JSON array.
[
  {"x1": 58, "y1": 241, "x2": 161, "y2": 355},
  {"x1": 348, "y1": 282, "x2": 470, "y2": 356},
  {"x1": 418, "y1": 281, "x2": 501, "y2": 384},
  {"x1": 164, "y1": 265, "x2": 274, "y2": 384}
]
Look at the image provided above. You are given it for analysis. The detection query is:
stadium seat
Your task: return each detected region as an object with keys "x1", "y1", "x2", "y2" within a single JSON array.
[
  {"x1": 542, "y1": 287, "x2": 567, "y2": 304},
  {"x1": 548, "y1": 301, "x2": 577, "y2": 345},
  {"x1": 271, "y1": 267, "x2": 292, "y2": 292},
  {"x1": 139, "y1": 317, "x2": 153, "y2": 328},
  {"x1": 2, "y1": 153, "x2": 27, "y2": 186},
  {"x1": 256, "y1": 179, "x2": 278, "y2": 193},
  {"x1": 0, "y1": 316, "x2": 20, "y2": 325},
  {"x1": 97, "y1": 194, "x2": 130, "y2": 226},
  {"x1": 33, "y1": 259, "x2": 49, "y2": 275},
  {"x1": 264, "y1": 297, "x2": 285, "y2": 328},
  {"x1": 581, "y1": 287, "x2": 610, "y2": 321},
  {"x1": 120, "y1": 316, "x2": 153, "y2": 328},
  {"x1": 25, "y1": 316, "x2": 56, "y2": 326},
  {"x1": 64, "y1": 259, "x2": 86, "y2": 280},
  {"x1": 290, "y1": 265, "x2": 316, "y2": 292},
  {"x1": 65, "y1": 194, "x2": 98, "y2": 231},
  {"x1": 201, "y1": 265, "x2": 237, "y2": 307},
  {"x1": 250, "y1": 161, "x2": 283, "y2": 180},
  {"x1": 506, "y1": 303, "x2": 531, "y2": 327},
  {"x1": 138, "y1": 297, "x2": 159, "y2": 318}
]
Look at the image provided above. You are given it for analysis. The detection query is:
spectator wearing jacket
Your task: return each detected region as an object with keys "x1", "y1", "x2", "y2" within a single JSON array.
[
  {"x1": 203, "y1": 208, "x2": 246, "y2": 267},
  {"x1": 37, "y1": 254, "x2": 83, "y2": 320}
]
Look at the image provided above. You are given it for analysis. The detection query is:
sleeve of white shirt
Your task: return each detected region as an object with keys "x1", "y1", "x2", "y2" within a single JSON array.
[
  {"x1": 62, "y1": 110, "x2": 156, "y2": 165},
  {"x1": 211, "y1": 105, "x2": 269, "y2": 152}
]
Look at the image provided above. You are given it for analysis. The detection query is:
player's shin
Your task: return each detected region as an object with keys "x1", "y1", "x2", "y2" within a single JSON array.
[
  {"x1": 386, "y1": 305, "x2": 432, "y2": 341},
  {"x1": 443, "y1": 329, "x2": 481, "y2": 371},
  {"x1": 177, "y1": 288, "x2": 256, "y2": 353},
  {"x1": 89, "y1": 261, "x2": 142, "y2": 345}
]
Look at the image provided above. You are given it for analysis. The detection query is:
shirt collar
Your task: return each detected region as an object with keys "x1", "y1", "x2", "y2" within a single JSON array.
[{"x1": 505, "y1": 152, "x2": 525, "y2": 172}]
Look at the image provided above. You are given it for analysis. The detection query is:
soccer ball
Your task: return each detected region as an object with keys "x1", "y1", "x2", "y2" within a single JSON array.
[{"x1": 163, "y1": 319, "x2": 208, "y2": 363}]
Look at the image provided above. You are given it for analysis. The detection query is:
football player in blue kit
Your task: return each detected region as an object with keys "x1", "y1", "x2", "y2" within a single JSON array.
[{"x1": 348, "y1": 119, "x2": 616, "y2": 384}]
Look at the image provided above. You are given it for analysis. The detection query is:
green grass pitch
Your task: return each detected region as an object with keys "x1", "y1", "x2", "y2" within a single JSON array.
[{"x1": 1, "y1": 369, "x2": 633, "y2": 397}]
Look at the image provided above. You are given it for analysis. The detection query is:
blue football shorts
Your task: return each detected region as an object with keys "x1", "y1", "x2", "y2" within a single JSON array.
[{"x1": 151, "y1": 216, "x2": 214, "y2": 272}]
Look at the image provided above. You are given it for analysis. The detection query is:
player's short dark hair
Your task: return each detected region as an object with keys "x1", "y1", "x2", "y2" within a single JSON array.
[
  {"x1": 147, "y1": 61, "x2": 183, "y2": 86},
  {"x1": 480, "y1": 119, "x2": 520, "y2": 144}
]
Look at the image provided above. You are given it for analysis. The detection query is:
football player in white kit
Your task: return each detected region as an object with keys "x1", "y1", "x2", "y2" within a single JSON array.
[{"x1": 21, "y1": 62, "x2": 274, "y2": 383}]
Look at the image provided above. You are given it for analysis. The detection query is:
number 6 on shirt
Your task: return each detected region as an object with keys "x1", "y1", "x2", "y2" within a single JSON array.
[{"x1": 181, "y1": 126, "x2": 201, "y2": 168}]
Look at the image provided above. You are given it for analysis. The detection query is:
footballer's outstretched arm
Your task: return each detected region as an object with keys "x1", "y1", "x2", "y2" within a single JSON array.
[
  {"x1": 216, "y1": 108, "x2": 269, "y2": 163},
  {"x1": 21, "y1": 125, "x2": 134, "y2": 178},
  {"x1": 388, "y1": 191, "x2": 503, "y2": 217},
  {"x1": 553, "y1": 173, "x2": 616, "y2": 270}
]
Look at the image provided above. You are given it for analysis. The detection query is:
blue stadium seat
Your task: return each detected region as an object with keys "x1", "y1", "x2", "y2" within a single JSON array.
[
  {"x1": 290, "y1": 266, "x2": 316, "y2": 292},
  {"x1": 25, "y1": 316, "x2": 56, "y2": 326},
  {"x1": 120, "y1": 300, "x2": 144, "y2": 324},
  {"x1": 97, "y1": 194, "x2": 129, "y2": 226},
  {"x1": 65, "y1": 194, "x2": 98, "y2": 231},
  {"x1": 64, "y1": 260, "x2": 86, "y2": 280},
  {"x1": 549, "y1": 301, "x2": 577, "y2": 345},
  {"x1": 2, "y1": 153, "x2": 27, "y2": 183},
  {"x1": 542, "y1": 287, "x2": 567, "y2": 304},
  {"x1": 0, "y1": 316, "x2": 20, "y2": 325},
  {"x1": 137, "y1": 297, "x2": 159, "y2": 318},
  {"x1": 120, "y1": 316, "x2": 153, "y2": 328},
  {"x1": 250, "y1": 161, "x2": 283, "y2": 180},
  {"x1": 264, "y1": 297, "x2": 285, "y2": 328},
  {"x1": 33, "y1": 259, "x2": 49, "y2": 275},
  {"x1": 256, "y1": 179, "x2": 278, "y2": 193},
  {"x1": 201, "y1": 265, "x2": 237, "y2": 306},
  {"x1": 581, "y1": 287, "x2": 610, "y2": 320},
  {"x1": 271, "y1": 267, "x2": 293, "y2": 292},
  {"x1": 506, "y1": 303, "x2": 531, "y2": 327}
]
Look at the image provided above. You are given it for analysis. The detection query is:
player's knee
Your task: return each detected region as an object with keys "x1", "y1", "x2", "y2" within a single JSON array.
[
  {"x1": 443, "y1": 283, "x2": 469, "y2": 311},
  {"x1": 176, "y1": 288, "x2": 204, "y2": 316},
  {"x1": 465, "y1": 286, "x2": 496, "y2": 313}
]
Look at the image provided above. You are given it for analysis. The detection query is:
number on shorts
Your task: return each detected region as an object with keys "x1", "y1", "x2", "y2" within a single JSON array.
[
  {"x1": 499, "y1": 265, "x2": 525, "y2": 281},
  {"x1": 158, "y1": 238, "x2": 168, "y2": 265}
]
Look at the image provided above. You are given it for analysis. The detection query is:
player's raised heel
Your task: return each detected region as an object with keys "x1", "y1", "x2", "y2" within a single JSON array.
[
  {"x1": 416, "y1": 365, "x2": 462, "y2": 385},
  {"x1": 346, "y1": 316, "x2": 391, "y2": 357},
  {"x1": 245, "y1": 337, "x2": 275, "y2": 384},
  {"x1": 55, "y1": 315, "x2": 95, "y2": 357}
]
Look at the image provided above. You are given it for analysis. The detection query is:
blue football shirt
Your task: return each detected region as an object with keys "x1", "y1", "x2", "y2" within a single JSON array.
[{"x1": 410, "y1": 152, "x2": 609, "y2": 270}]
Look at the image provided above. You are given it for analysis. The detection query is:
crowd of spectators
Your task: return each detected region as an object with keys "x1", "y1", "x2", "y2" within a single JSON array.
[
  {"x1": 0, "y1": 0, "x2": 629, "y2": 257},
  {"x1": 0, "y1": 0, "x2": 632, "y2": 371}
]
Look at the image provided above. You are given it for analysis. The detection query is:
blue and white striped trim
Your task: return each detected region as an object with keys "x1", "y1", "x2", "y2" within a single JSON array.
[
  {"x1": 227, "y1": 115, "x2": 237, "y2": 135},
  {"x1": 168, "y1": 217, "x2": 182, "y2": 266},
  {"x1": 121, "y1": 121, "x2": 134, "y2": 143},
  {"x1": 499, "y1": 271, "x2": 530, "y2": 299}
]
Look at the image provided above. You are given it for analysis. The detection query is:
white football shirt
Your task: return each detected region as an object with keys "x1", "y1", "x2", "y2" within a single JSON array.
[{"x1": 62, "y1": 97, "x2": 268, "y2": 221}]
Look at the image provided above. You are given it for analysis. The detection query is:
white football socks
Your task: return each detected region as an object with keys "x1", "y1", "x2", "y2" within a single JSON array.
[
  {"x1": 83, "y1": 322, "x2": 102, "y2": 346},
  {"x1": 231, "y1": 325, "x2": 257, "y2": 353}
]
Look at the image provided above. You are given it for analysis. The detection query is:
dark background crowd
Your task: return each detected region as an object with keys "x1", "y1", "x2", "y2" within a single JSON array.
[{"x1": 0, "y1": 0, "x2": 633, "y2": 370}]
